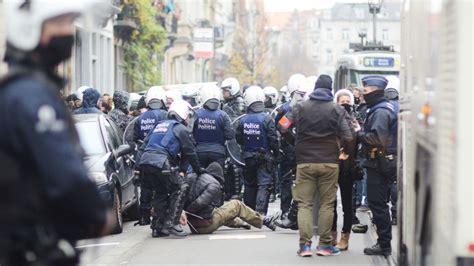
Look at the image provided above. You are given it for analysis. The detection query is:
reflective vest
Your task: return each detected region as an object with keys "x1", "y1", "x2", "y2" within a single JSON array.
[
  {"x1": 194, "y1": 108, "x2": 225, "y2": 146},
  {"x1": 145, "y1": 120, "x2": 181, "y2": 160},
  {"x1": 240, "y1": 112, "x2": 268, "y2": 152}
]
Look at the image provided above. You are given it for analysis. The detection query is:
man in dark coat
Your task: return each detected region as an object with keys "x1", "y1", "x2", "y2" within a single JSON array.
[{"x1": 185, "y1": 162, "x2": 276, "y2": 234}]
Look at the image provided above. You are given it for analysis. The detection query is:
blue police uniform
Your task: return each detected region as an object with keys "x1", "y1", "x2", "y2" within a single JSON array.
[
  {"x1": 132, "y1": 107, "x2": 167, "y2": 224},
  {"x1": 275, "y1": 101, "x2": 297, "y2": 213},
  {"x1": 193, "y1": 107, "x2": 234, "y2": 167},
  {"x1": 357, "y1": 76, "x2": 398, "y2": 254},
  {"x1": 138, "y1": 119, "x2": 203, "y2": 236},
  {"x1": 134, "y1": 108, "x2": 168, "y2": 142},
  {"x1": 236, "y1": 107, "x2": 279, "y2": 215},
  {"x1": 0, "y1": 67, "x2": 106, "y2": 264}
]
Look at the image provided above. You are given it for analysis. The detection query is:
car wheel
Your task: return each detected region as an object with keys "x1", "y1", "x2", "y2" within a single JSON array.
[
  {"x1": 112, "y1": 188, "x2": 123, "y2": 234},
  {"x1": 126, "y1": 185, "x2": 141, "y2": 221}
]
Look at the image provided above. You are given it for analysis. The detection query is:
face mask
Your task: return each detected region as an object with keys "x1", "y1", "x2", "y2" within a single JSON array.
[
  {"x1": 363, "y1": 90, "x2": 385, "y2": 106},
  {"x1": 264, "y1": 97, "x2": 273, "y2": 108},
  {"x1": 341, "y1": 103, "x2": 352, "y2": 113},
  {"x1": 354, "y1": 97, "x2": 360, "y2": 105},
  {"x1": 37, "y1": 35, "x2": 74, "y2": 68}
]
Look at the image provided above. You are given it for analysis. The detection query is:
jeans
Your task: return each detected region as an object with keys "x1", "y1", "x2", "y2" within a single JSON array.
[
  {"x1": 292, "y1": 163, "x2": 339, "y2": 246},
  {"x1": 355, "y1": 169, "x2": 367, "y2": 206}
]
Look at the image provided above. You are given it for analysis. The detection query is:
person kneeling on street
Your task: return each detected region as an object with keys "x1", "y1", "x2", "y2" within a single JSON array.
[
  {"x1": 185, "y1": 162, "x2": 276, "y2": 234},
  {"x1": 138, "y1": 100, "x2": 207, "y2": 238}
]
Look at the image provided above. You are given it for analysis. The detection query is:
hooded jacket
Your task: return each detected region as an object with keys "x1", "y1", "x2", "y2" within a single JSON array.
[
  {"x1": 294, "y1": 88, "x2": 354, "y2": 164},
  {"x1": 185, "y1": 163, "x2": 225, "y2": 220},
  {"x1": 108, "y1": 91, "x2": 130, "y2": 132},
  {"x1": 74, "y1": 88, "x2": 101, "y2": 114}
]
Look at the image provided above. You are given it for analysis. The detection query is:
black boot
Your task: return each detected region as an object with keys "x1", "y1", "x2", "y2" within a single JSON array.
[
  {"x1": 163, "y1": 178, "x2": 189, "y2": 237},
  {"x1": 363, "y1": 243, "x2": 392, "y2": 256},
  {"x1": 139, "y1": 210, "x2": 151, "y2": 226},
  {"x1": 151, "y1": 219, "x2": 169, "y2": 238}
]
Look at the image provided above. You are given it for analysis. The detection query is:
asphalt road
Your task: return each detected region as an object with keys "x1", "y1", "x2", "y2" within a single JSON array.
[{"x1": 78, "y1": 200, "x2": 394, "y2": 265}]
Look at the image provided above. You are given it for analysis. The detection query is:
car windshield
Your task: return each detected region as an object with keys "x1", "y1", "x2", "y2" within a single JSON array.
[
  {"x1": 350, "y1": 70, "x2": 399, "y2": 88},
  {"x1": 75, "y1": 121, "x2": 106, "y2": 156}
]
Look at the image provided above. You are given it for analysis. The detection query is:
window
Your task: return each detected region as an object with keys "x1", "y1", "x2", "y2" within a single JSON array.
[
  {"x1": 101, "y1": 117, "x2": 120, "y2": 150},
  {"x1": 326, "y1": 50, "x2": 333, "y2": 64},
  {"x1": 91, "y1": 33, "x2": 98, "y2": 88},
  {"x1": 382, "y1": 29, "x2": 389, "y2": 41},
  {"x1": 326, "y1": 28, "x2": 332, "y2": 40},
  {"x1": 342, "y1": 29, "x2": 349, "y2": 40}
]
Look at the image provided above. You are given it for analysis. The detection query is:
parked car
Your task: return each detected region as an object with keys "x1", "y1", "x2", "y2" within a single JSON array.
[{"x1": 74, "y1": 113, "x2": 139, "y2": 234}]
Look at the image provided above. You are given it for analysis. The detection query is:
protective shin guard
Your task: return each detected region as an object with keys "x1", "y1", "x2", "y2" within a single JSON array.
[{"x1": 164, "y1": 181, "x2": 190, "y2": 228}]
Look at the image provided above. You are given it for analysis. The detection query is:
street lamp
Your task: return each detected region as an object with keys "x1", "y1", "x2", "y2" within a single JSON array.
[{"x1": 368, "y1": 0, "x2": 382, "y2": 43}]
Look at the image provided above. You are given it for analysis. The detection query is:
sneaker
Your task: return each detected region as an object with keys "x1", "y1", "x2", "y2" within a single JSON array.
[
  {"x1": 357, "y1": 205, "x2": 370, "y2": 212},
  {"x1": 165, "y1": 224, "x2": 189, "y2": 238},
  {"x1": 316, "y1": 245, "x2": 341, "y2": 256},
  {"x1": 297, "y1": 242, "x2": 312, "y2": 257},
  {"x1": 275, "y1": 212, "x2": 297, "y2": 229},
  {"x1": 263, "y1": 215, "x2": 277, "y2": 231}
]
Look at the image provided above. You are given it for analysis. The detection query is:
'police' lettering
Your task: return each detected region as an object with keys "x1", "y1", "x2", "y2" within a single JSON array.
[
  {"x1": 243, "y1": 122, "x2": 261, "y2": 135},
  {"x1": 153, "y1": 123, "x2": 169, "y2": 133},
  {"x1": 197, "y1": 117, "x2": 217, "y2": 130}
]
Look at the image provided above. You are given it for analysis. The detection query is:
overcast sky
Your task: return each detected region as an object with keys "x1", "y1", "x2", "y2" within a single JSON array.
[{"x1": 264, "y1": 0, "x2": 374, "y2": 12}]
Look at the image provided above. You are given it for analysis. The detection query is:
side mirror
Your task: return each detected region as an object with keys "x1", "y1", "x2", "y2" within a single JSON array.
[{"x1": 114, "y1": 144, "x2": 133, "y2": 158}]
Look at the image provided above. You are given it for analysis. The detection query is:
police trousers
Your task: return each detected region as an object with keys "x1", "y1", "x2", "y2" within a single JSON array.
[
  {"x1": 195, "y1": 200, "x2": 263, "y2": 234},
  {"x1": 366, "y1": 167, "x2": 392, "y2": 248},
  {"x1": 141, "y1": 165, "x2": 188, "y2": 228},
  {"x1": 243, "y1": 157, "x2": 273, "y2": 215}
]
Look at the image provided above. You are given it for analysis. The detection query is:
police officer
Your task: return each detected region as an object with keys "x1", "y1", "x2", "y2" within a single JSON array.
[
  {"x1": 133, "y1": 86, "x2": 168, "y2": 225},
  {"x1": 354, "y1": 76, "x2": 398, "y2": 256},
  {"x1": 221, "y1": 77, "x2": 245, "y2": 120},
  {"x1": 385, "y1": 76, "x2": 400, "y2": 226},
  {"x1": 193, "y1": 84, "x2": 235, "y2": 168},
  {"x1": 221, "y1": 77, "x2": 246, "y2": 200},
  {"x1": 138, "y1": 100, "x2": 206, "y2": 238},
  {"x1": 263, "y1": 86, "x2": 279, "y2": 114},
  {"x1": 182, "y1": 86, "x2": 200, "y2": 107},
  {"x1": 0, "y1": 2, "x2": 113, "y2": 264},
  {"x1": 236, "y1": 86, "x2": 279, "y2": 215},
  {"x1": 274, "y1": 74, "x2": 308, "y2": 219}
]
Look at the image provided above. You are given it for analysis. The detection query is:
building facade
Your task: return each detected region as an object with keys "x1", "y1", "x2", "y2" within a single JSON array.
[{"x1": 315, "y1": 2, "x2": 401, "y2": 75}]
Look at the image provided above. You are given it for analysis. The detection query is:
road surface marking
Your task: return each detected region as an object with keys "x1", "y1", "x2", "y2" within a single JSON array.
[
  {"x1": 209, "y1": 235, "x2": 267, "y2": 240},
  {"x1": 76, "y1": 242, "x2": 120, "y2": 249}
]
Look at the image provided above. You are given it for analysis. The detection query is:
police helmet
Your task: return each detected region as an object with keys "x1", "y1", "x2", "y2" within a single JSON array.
[
  {"x1": 287, "y1": 74, "x2": 308, "y2": 97},
  {"x1": 145, "y1": 86, "x2": 166, "y2": 109},
  {"x1": 200, "y1": 83, "x2": 222, "y2": 105},
  {"x1": 263, "y1": 86, "x2": 279, "y2": 106},
  {"x1": 5, "y1": 0, "x2": 108, "y2": 52},
  {"x1": 221, "y1": 77, "x2": 241, "y2": 97},
  {"x1": 243, "y1": 86, "x2": 265, "y2": 107}
]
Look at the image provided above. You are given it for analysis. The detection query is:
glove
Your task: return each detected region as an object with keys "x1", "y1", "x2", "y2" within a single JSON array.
[{"x1": 196, "y1": 167, "x2": 207, "y2": 175}]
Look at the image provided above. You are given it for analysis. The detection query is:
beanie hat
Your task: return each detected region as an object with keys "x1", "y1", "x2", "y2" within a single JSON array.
[{"x1": 315, "y1": 74, "x2": 333, "y2": 90}]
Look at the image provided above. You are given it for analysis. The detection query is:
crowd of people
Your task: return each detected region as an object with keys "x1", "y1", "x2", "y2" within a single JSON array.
[
  {"x1": 61, "y1": 70, "x2": 399, "y2": 258},
  {"x1": 0, "y1": 1, "x2": 400, "y2": 264}
]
